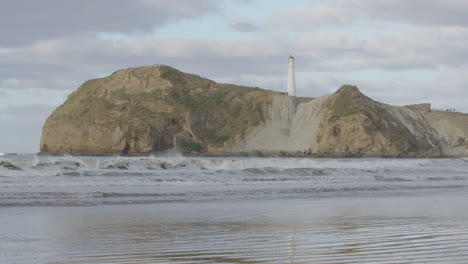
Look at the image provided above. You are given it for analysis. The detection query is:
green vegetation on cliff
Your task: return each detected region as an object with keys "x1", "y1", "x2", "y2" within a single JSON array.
[
  {"x1": 41, "y1": 65, "x2": 276, "y2": 155},
  {"x1": 329, "y1": 85, "x2": 360, "y2": 121},
  {"x1": 159, "y1": 66, "x2": 270, "y2": 147},
  {"x1": 327, "y1": 85, "x2": 433, "y2": 154},
  {"x1": 41, "y1": 65, "x2": 456, "y2": 157}
]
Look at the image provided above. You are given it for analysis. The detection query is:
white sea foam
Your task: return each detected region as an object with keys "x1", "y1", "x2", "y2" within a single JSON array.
[
  {"x1": 0, "y1": 155, "x2": 463, "y2": 176},
  {"x1": 1, "y1": 155, "x2": 467, "y2": 206}
]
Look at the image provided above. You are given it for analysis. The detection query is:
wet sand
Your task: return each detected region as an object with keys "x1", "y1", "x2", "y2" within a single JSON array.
[{"x1": 1, "y1": 190, "x2": 468, "y2": 264}]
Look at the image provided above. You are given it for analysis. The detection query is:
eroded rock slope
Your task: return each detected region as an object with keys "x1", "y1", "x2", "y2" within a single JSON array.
[{"x1": 40, "y1": 66, "x2": 468, "y2": 157}]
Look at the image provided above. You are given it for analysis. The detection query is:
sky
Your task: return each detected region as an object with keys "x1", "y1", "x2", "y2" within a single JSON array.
[{"x1": 1, "y1": 0, "x2": 468, "y2": 153}]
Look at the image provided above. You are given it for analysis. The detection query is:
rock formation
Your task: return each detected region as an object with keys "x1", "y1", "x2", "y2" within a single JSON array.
[
  {"x1": 40, "y1": 65, "x2": 468, "y2": 157},
  {"x1": 425, "y1": 111, "x2": 468, "y2": 156},
  {"x1": 41, "y1": 66, "x2": 274, "y2": 155}
]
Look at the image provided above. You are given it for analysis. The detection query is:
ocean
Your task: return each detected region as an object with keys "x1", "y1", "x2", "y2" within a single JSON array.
[{"x1": 1, "y1": 154, "x2": 468, "y2": 263}]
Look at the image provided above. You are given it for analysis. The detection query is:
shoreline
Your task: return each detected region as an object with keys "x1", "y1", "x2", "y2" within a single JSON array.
[{"x1": 36, "y1": 150, "x2": 464, "y2": 158}]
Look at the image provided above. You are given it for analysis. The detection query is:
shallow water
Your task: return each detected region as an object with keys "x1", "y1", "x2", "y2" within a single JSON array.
[
  {"x1": 2, "y1": 194, "x2": 468, "y2": 264},
  {"x1": 1, "y1": 155, "x2": 468, "y2": 263}
]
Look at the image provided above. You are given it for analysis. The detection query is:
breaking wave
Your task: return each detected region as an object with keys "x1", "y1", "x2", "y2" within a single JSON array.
[
  {"x1": 0, "y1": 154, "x2": 438, "y2": 172},
  {"x1": 1, "y1": 155, "x2": 468, "y2": 206}
]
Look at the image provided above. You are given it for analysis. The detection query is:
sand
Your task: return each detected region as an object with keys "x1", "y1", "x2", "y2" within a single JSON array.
[{"x1": 1, "y1": 190, "x2": 468, "y2": 263}]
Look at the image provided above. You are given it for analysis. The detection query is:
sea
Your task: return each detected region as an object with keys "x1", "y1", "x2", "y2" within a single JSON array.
[{"x1": 1, "y1": 153, "x2": 468, "y2": 263}]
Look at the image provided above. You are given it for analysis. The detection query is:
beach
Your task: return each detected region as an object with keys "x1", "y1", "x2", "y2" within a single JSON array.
[{"x1": 1, "y1": 155, "x2": 468, "y2": 263}]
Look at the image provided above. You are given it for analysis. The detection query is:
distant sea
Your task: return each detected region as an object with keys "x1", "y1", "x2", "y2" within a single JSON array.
[{"x1": 1, "y1": 154, "x2": 468, "y2": 263}]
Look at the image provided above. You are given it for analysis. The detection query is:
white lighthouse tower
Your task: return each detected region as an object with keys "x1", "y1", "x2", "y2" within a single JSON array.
[{"x1": 287, "y1": 55, "x2": 296, "y2": 96}]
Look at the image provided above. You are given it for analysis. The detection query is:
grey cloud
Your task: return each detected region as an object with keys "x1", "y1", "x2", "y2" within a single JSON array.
[
  {"x1": 1, "y1": 28, "x2": 468, "y2": 113},
  {"x1": 286, "y1": 0, "x2": 468, "y2": 28},
  {"x1": 3, "y1": 24, "x2": 468, "y2": 90},
  {"x1": 288, "y1": 27, "x2": 468, "y2": 71},
  {"x1": 285, "y1": 4, "x2": 355, "y2": 27},
  {"x1": 0, "y1": 0, "x2": 227, "y2": 46},
  {"x1": 3, "y1": 26, "x2": 468, "y2": 93},
  {"x1": 343, "y1": 27, "x2": 468, "y2": 70},
  {"x1": 0, "y1": 35, "x2": 291, "y2": 91},
  {"x1": 231, "y1": 21, "x2": 260, "y2": 32},
  {"x1": 351, "y1": 0, "x2": 468, "y2": 26}
]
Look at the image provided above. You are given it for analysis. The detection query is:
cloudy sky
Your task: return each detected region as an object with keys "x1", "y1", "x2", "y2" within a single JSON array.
[{"x1": 1, "y1": 0, "x2": 468, "y2": 153}]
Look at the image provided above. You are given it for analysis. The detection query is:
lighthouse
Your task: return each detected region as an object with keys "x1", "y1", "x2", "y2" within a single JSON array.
[{"x1": 287, "y1": 55, "x2": 296, "y2": 96}]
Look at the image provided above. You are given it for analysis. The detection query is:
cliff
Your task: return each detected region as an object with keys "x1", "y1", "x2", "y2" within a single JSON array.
[
  {"x1": 424, "y1": 111, "x2": 468, "y2": 156},
  {"x1": 41, "y1": 66, "x2": 276, "y2": 155},
  {"x1": 40, "y1": 65, "x2": 468, "y2": 157},
  {"x1": 233, "y1": 85, "x2": 443, "y2": 157}
]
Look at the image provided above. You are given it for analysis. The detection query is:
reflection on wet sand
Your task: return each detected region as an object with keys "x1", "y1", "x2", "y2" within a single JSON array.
[
  {"x1": 288, "y1": 228, "x2": 296, "y2": 264},
  {"x1": 1, "y1": 192, "x2": 467, "y2": 264}
]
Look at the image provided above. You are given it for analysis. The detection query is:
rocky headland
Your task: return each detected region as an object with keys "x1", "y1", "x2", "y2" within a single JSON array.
[{"x1": 40, "y1": 65, "x2": 468, "y2": 157}]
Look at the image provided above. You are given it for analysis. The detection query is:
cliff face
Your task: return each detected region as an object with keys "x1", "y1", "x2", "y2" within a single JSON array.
[
  {"x1": 41, "y1": 66, "x2": 276, "y2": 155},
  {"x1": 424, "y1": 111, "x2": 468, "y2": 156},
  {"x1": 41, "y1": 65, "x2": 468, "y2": 157},
  {"x1": 232, "y1": 85, "x2": 443, "y2": 157},
  {"x1": 313, "y1": 86, "x2": 442, "y2": 157}
]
